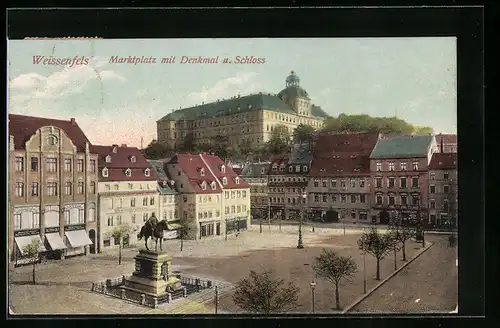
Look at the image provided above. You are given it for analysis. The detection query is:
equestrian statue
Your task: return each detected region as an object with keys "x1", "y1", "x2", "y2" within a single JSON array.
[{"x1": 137, "y1": 214, "x2": 169, "y2": 252}]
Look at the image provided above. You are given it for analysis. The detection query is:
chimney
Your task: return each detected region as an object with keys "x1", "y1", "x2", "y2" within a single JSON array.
[
  {"x1": 121, "y1": 144, "x2": 127, "y2": 147},
  {"x1": 70, "y1": 118, "x2": 76, "y2": 125},
  {"x1": 440, "y1": 135, "x2": 444, "y2": 154}
]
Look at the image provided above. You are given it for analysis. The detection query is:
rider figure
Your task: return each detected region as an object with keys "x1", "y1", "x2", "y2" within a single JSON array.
[{"x1": 147, "y1": 214, "x2": 158, "y2": 229}]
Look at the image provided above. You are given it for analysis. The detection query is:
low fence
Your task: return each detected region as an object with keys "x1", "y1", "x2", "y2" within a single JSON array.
[{"x1": 91, "y1": 275, "x2": 213, "y2": 308}]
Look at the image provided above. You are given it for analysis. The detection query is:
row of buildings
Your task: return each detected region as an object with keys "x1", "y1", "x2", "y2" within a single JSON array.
[
  {"x1": 242, "y1": 132, "x2": 458, "y2": 228},
  {"x1": 8, "y1": 114, "x2": 250, "y2": 266}
]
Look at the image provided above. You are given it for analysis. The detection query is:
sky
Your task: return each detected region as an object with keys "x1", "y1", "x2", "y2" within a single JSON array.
[{"x1": 7, "y1": 38, "x2": 457, "y2": 148}]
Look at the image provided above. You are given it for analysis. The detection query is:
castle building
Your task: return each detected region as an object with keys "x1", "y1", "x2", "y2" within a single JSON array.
[
  {"x1": 156, "y1": 71, "x2": 330, "y2": 150},
  {"x1": 8, "y1": 115, "x2": 97, "y2": 265},
  {"x1": 92, "y1": 144, "x2": 159, "y2": 252}
]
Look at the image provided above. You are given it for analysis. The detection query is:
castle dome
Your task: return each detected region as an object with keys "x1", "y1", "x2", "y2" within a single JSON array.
[{"x1": 277, "y1": 70, "x2": 310, "y2": 100}]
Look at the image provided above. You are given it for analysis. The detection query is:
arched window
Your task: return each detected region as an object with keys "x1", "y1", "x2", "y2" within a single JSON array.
[{"x1": 102, "y1": 168, "x2": 109, "y2": 177}]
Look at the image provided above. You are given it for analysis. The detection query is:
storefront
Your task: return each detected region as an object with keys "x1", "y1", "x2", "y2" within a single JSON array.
[
  {"x1": 14, "y1": 232, "x2": 47, "y2": 266},
  {"x1": 44, "y1": 228, "x2": 67, "y2": 260},
  {"x1": 164, "y1": 221, "x2": 181, "y2": 240},
  {"x1": 199, "y1": 221, "x2": 216, "y2": 239},
  {"x1": 226, "y1": 216, "x2": 248, "y2": 234},
  {"x1": 64, "y1": 227, "x2": 93, "y2": 257}
]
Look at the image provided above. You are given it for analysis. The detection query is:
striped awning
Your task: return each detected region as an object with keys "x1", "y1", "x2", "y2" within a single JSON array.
[
  {"x1": 65, "y1": 230, "x2": 92, "y2": 248},
  {"x1": 45, "y1": 233, "x2": 67, "y2": 250}
]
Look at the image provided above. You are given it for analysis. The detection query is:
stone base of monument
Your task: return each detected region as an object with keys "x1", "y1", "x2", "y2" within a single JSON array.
[{"x1": 122, "y1": 249, "x2": 183, "y2": 298}]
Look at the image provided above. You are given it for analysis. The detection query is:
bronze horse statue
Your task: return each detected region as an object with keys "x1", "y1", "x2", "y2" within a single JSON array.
[{"x1": 137, "y1": 218, "x2": 169, "y2": 252}]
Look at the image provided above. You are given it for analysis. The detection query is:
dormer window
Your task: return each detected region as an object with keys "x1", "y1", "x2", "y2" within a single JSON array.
[
  {"x1": 222, "y1": 177, "x2": 228, "y2": 185},
  {"x1": 105, "y1": 155, "x2": 112, "y2": 163},
  {"x1": 235, "y1": 177, "x2": 240, "y2": 184},
  {"x1": 303, "y1": 165, "x2": 308, "y2": 172},
  {"x1": 144, "y1": 168, "x2": 151, "y2": 177},
  {"x1": 288, "y1": 166, "x2": 293, "y2": 172},
  {"x1": 125, "y1": 168, "x2": 131, "y2": 177},
  {"x1": 211, "y1": 181, "x2": 216, "y2": 190},
  {"x1": 130, "y1": 156, "x2": 136, "y2": 163},
  {"x1": 272, "y1": 165, "x2": 278, "y2": 171},
  {"x1": 102, "y1": 167, "x2": 109, "y2": 177},
  {"x1": 221, "y1": 165, "x2": 226, "y2": 173},
  {"x1": 112, "y1": 147, "x2": 118, "y2": 153},
  {"x1": 200, "y1": 168, "x2": 205, "y2": 176},
  {"x1": 201, "y1": 181, "x2": 207, "y2": 190}
]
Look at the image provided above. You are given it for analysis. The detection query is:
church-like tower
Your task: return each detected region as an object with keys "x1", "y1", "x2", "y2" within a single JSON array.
[{"x1": 277, "y1": 70, "x2": 312, "y2": 117}]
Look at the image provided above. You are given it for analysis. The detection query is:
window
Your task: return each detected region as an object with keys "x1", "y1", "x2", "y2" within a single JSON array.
[
  {"x1": 105, "y1": 155, "x2": 112, "y2": 163},
  {"x1": 200, "y1": 168, "x2": 205, "y2": 176},
  {"x1": 341, "y1": 180, "x2": 346, "y2": 188},
  {"x1": 90, "y1": 160, "x2": 96, "y2": 172},
  {"x1": 288, "y1": 166, "x2": 293, "y2": 172},
  {"x1": 242, "y1": 191, "x2": 247, "y2": 198},
  {"x1": 143, "y1": 197, "x2": 148, "y2": 206},
  {"x1": 314, "y1": 180, "x2": 319, "y2": 187},
  {"x1": 78, "y1": 181, "x2": 84, "y2": 194},
  {"x1": 430, "y1": 185, "x2": 436, "y2": 194},
  {"x1": 114, "y1": 184, "x2": 119, "y2": 190},
  {"x1": 295, "y1": 165, "x2": 300, "y2": 173},
  {"x1": 47, "y1": 135, "x2": 57, "y2": 145},
  {"x1": 430, "y1": 172, "x2": 436, "y2": 180},
  {"x1": 376, "y1": 178, "x2": 382, "y2": 188},
  {"x1": 65, "y1": 182, "x2": 72, "y2": 195},
  {"x1": 46, "y1": 158, "x2": 57, "y2": 172},
  {"x1": 107, "y1": 216, "x2": 114, "y2": 226},
  {"x1": 231, "y1": 206, "x2": 236, "y2": 213},
  {"x1": 150, "y1": 197, "x2": 155, "y2": 205},
  {"x1": 129, "y1": 198, "x2": 135, "y2": 207},
  {"x1": 360, "y1": 194, "x2": 366, "y2": 203},
  {"x1": 47, "y1": 182, "x2": 58, "y2": 196},
  {"x1": 145, "y1": 168, "x2": 150, "y2": 177},
  {"x1": 201, "y1": 182, "x2": 207, "y2": 190},
  {"x1": 64, "y1": 159, "x2": 72, "y2": 172},
  {"x1": 351, "y1": 212, "x2": 356, "y2": 219},
  {"x1": 341, "y1": 194, "x2": 346, "y2": 203},
  {"x1": 320, "y1": 180, "x2": 326, "y2": 188},
  {"x1": 412, "y1": 177, "x2": 419, "y2": 188},
  {"x1": 130, "y1": 156, "x2": 136, "y2": 163},
  {"x1": 221, "y1": 165, "x2": 226, "y2": 173},
  {"x1": 359, "y1": 179, "x2": 365, "y2": 188},
  {"x1": 211, "y1": 182, "x2": 216, "y2": 190},
  {"x1": 103, "y1": 239, "x2": 111, "y2": 247},
  {"x1": 443, "y1": 200, "x2": 449, "y2": 212},
  {"x1": 15, "y1": 157, "x2": 25, "y2": 172},
  {"x1": 350, "y1": 194, "x2": 356, "y2": 203},
  {"x1": 31, "y1": 182, "x2": 39, "y2": 196},
  {"x1": 143, "y1": 213, "x2": 149, "y2": 222},
  {"x1": 331, "y1": 195, "x2": 337, "y2": 202},
  {"x1": 31, "y1": 157, "x2": 38, "y2": 171},
  {"x1": 14, "y1": 213, "x2": 21, "y2": 230},
  {"x1": 235, "y1": 177, "x2": 240, "y2": 184},
  {"x1": 430, "y1": 200, "x2": 436, "y2": 209},
  {"x1": 303, "y1": 165, "x2": 308, "y2": 172},
  {"x1": 389, "y1": 196, "x2": 395, "y2": 205},
  {"x1": 88, "y1": 204, "x2": 96, "y2": 222},
  {"x1": 388, "y1": 162, "x2": 395, "y2": 171},
  {"x1": 314, "y1": 195, "x2": 319, "y2": 202},
  {"x1": 322, "y1": 195, "x2": 327, "y2": 202},
  {"x1": 412, "y1": 161, "x2": 419, "y2": 171},
  {"x1": 125, "y1": 168, "x2": 131, "y2": 177},
  {"x1": 400, "y1": 177, "x2": 407, "y2": 188},
  {"x1": 412, "y1": 196, "x2": 420, "y2": 206},
  {"x1": 77, "y1": 159, "x2": 84, "y2": 172},
  {"x1": 105, "y1": 184, "x2": 110, "y2": 191},
  {"x1": 376, "y1": 195, "x2": 383, "y2": 204},
  {"x1": 102, "y1": 168, "x2": 109, "y2": 177},
  {"x1": 444, "y1": 172, "x2": 449, "y2": 180},
  {"x1": 443, "y1": 185, "x2": 449, "y2": 194},
  {"x1": 388, "y1": 177, "x2": 395, "y2": 188},
  {"x1": 222, "y1": 177, "x2": 228, "y2": 185},
  {"x1": 350, "y1": 180, "x2": 356, "y2": 188},
  {"x1": 400, "y1": 162, "x2": 407, "y2": 171},
  {"x1": 78, "y1": 209, "x2": 84, "y2": 223},
  {"x1": 15, "y1": 182, "x2": 24, "y2": 197},
  {"x1": 116, "y1": 215, "x2": 122, "y2": 225},
  {"x1": 376, "y1": 162, "x2": 382, "y2": 171},
  {"x1": 401, "y1": 195, "x2": 408, "y2": 205},
  {"x1": 90, "y1": 181, "x2": 96, "y2": 194}
]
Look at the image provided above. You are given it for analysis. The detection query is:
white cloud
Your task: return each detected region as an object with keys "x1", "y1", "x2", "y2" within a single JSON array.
[{"x1": 186, "y1": 72, "x2": 258, "y2": 105}]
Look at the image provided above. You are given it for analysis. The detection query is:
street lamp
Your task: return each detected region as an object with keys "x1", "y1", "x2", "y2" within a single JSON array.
[
  {"x1": 297, "y1": 192, "x2": 306, "y2": 249},
  {"x1": 309, "y1": 281, "x2": 316, "y2": 313},
  {"x1": 362, "y1": 230, "x2": 367, "y2": 294}
]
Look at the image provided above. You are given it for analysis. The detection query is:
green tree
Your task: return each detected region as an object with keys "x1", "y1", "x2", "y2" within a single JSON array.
[
  {"x1": 212, "y1": 135, "x2": 230, "y2": 159},
  {"x1": 232, "y1": 269, "x2": 300, "y2": 314},
  {"x1": 266, "y1": 124, "x2": 291, "y2": 155},
  {"x1": 357, "y1": 228, "x2": 395, "y2": 280},
  {"x1": 238, "y1": 138, "x2": 255, "y2": 158},
  {"x1": 178, "y1": 132, "x2": 196, "y2": 153},
  {"x1": 414, "y1": 125, "x2": 434, "y2": 134},
  {"x1": 194, "y1": 140, "x2": 212, "y2": 153},
  {"x1": 111, "y1": 225, "x2": 131, "y2": 265},
  {"x1": 22, "y1": 239, "x2": 41, "y2": 285},
  {"x1": 292, "y1": 124, "x2": 316, "y2": 143},
  {"x1": 313, "y1": 249, "x2": 357, "y2": 310},
  {"x1": 143, "y1": 139, "x2": 170, "y2": 160},
  {"x1": 322, "y1": 114, "x2": 422, "y2": 135}
]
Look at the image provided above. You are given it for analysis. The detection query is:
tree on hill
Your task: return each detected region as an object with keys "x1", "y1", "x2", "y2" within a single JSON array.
[
  {"x1": 266, "y1": 124, "x2": 291, "y2": 155},
  {"x1": 194, "y1": 140, "x2": 212, "y2": 153},
  {"x1": 212, "y1": 135, "x2": 230, "y2": 159},
  {"x1": 292, "y1": 124, "x2": 316, "y2": 143},
  {"x1": 323, "y1": 114, "x2": 432, "y2": 135},
  {"x1": 143, "y1": 139, "x2": 170, "y2": 159},
  {"x1": 178, "y1": 132, "x2": 196, "y2": 153}
]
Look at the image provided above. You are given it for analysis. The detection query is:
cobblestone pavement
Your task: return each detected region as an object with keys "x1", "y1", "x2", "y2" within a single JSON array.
[
  {"x1": 349, "y1": 235, "x2": 458, "y2": 313},
  {"x1": 8, "y1": 228, "x2": 452, "y2": 315}
]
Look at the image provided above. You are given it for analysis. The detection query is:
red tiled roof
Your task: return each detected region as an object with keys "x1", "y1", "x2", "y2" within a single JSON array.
[
  {"x1": 313, "y1": 132, "x2": 380, "y2": 156},
  {"x1": 8, "y1": 114, "x2": 91, "y2": 152},
  {"x1": 268, "y1": 154, "x2": 290, "y2": 175},
  {"x1": 167, "y1": 153, "x2": 223, "y2": 194},
  {"x1": 435, "y1": 134, "x2": 457, "y2": 145},
  {"x1": 429, "y1": 153, "x2": 457, "y2": 170},
  {"x1": 309, "y1": 153, "x2": 371, "y2": 177},
  {"x1": 202, "y1": 154, "x2": 250, "y2": 189},
  {"x1": 91, "y1": 145, "x2": 158, "y2": 182}
]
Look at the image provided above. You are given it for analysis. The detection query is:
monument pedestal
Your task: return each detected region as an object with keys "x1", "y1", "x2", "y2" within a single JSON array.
[{"x1": 123, "y1": 249, "x2": 182, "y2": 297}]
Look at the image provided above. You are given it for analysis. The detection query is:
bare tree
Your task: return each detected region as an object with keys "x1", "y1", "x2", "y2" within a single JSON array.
[
  {"x1": 22, "y1": 239, "x2": 41, "y2": 285},
  {"x1": 111, "y1": 225, "x2": 131, "y2": 265},
  {"x1": 178, "y1": 216, "x2": 191, "y2": 251},
  {"x1": 389, "y1": 211, "x2": 416, "y2": 261},
  {"x1": 313, "y1": 249, "x2": 357, "y2": 310},
  {"x1": 357, "y1": 228, "x2": 394, "y2": 280},
  {"x1": 232, "y1": 269, "x2": 300, "y2": 314}
]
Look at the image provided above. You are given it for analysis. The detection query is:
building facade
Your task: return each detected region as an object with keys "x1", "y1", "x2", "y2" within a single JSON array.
[
  {"x1": 93, "y1": 145, "x2": 159, "y2": 252},
  {"x1": 435, "y1": 134, "x2": 458, "y2": 153},
  {"x1": 164, "y1": 153, "x2": 250, "y2": 240},
  {"x1": 369, "y1": 135, "x2": 438, "y2": 225},
  {"x1": 308, "y1": 133, "x2": 380, "y2": 223},
  {"x1": 428, "y1": 153, "x2": 458, "y2": 228},
  {"x1": 8, "y1": 115, "x2": 97, "y2": 265},
  {"x1": 241, "y1": 162, "x2": 271, "y2": 220},
  {"x1": 156, "y1": 71, "x2": 329, "y2": 150}
]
